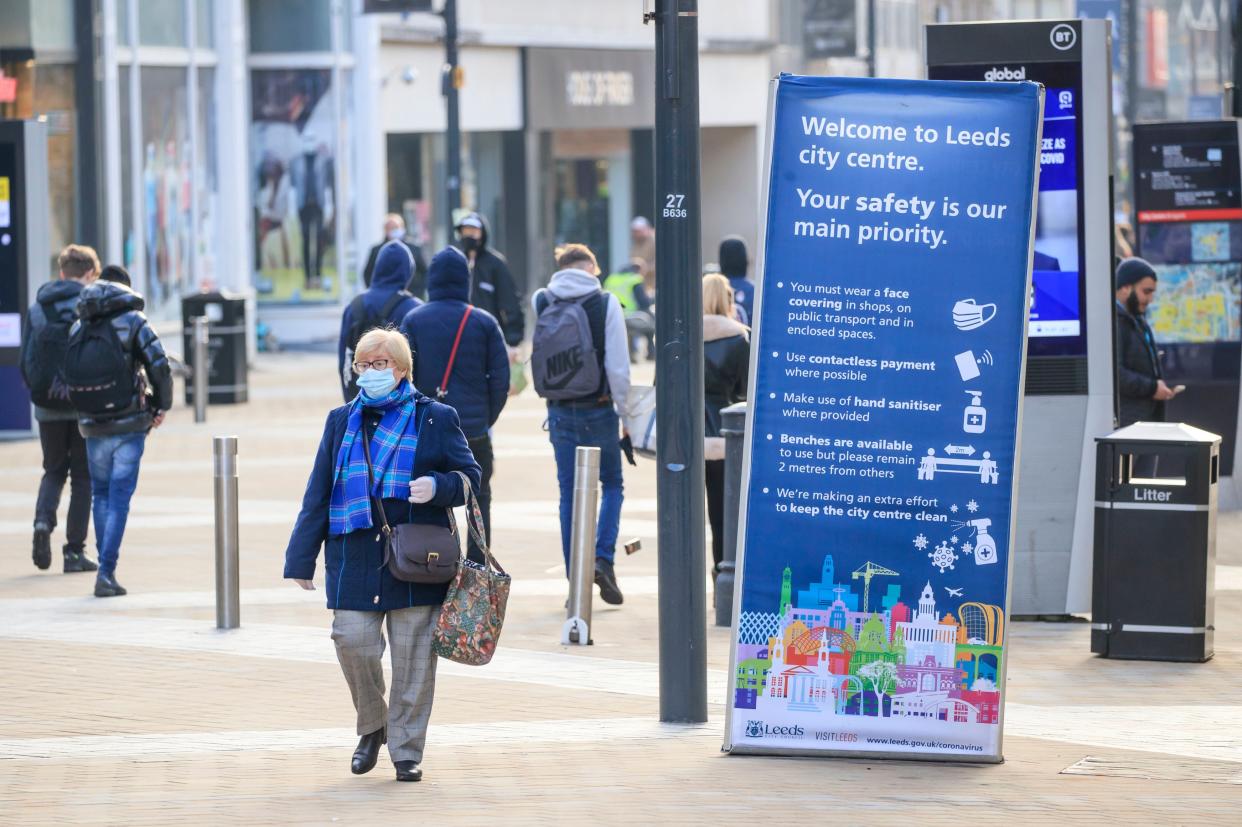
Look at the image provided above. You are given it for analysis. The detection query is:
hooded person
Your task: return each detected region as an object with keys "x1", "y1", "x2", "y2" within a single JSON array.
[
  {"x1": 530, "y1": 243, "x2": 630, "y2": 605},
  {"x1": 399, "y1": 248, "x2": 509, "y2": 558},
  {"x1": 454, "y1": 212, "x2": 525, "y2": 349},
  {"x1": 338, "y1": 240, "x2": 423, "y2": 402},
  {"x1": 21, "y1": 244, "x2": 100, "y2": 575},
  {"x1": 69, "y1": 279, "x2": 174, "y2": 598},
  {"x1": 1114, "y1": 257, "x2": 1174, "y2": 426},
  {"x1": 718, "y1": 236, "x2": 754, "y2": 326}
]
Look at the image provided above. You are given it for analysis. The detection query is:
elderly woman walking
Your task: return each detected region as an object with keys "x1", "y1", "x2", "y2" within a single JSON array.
[{"x1": 285, "y1": 328, "x2": 481, "y2": 782}]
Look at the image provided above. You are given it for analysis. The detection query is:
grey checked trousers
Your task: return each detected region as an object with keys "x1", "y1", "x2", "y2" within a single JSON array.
[{"x1": 331, "y1": 605, "x2": 439, "y2": 763}]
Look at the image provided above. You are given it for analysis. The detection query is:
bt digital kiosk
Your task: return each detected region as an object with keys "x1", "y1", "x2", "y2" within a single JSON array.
[{"x1": 927, "y1": 19, "x2": 1114, "y2": 616}]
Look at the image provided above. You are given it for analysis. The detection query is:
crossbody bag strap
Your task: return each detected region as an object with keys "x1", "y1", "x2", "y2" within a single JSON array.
[
  {"x1": 358, "y1": 427, "x2": 393, "y2": 537},
  {"x1": 436, "y1": 305, "x2": 475, "y2": 399}
]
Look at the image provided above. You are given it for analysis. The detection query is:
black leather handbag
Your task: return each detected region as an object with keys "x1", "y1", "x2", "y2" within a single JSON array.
[{"x1": 361, "y1": 433, "x2": 463, "y2": 584}]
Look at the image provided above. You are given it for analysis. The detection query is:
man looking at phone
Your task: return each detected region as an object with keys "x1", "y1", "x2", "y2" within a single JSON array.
[{"x1": 1115, "y1": 257, "x2": 1175, "y2": 427}]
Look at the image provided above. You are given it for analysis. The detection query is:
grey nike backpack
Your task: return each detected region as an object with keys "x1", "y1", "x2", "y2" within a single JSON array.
[{"x1": 532, "y1": 290, "x2": 604, "y2": 400}]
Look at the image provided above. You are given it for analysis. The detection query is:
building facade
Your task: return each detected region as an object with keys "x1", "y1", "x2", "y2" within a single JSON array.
[{"x1": 2, "y1": 0, "x2": 1232, "y2": 348}]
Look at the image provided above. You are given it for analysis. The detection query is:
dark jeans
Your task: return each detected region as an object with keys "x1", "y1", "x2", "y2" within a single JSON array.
[
  {"x1": 547, "y1": 405, "x2": 624, "y2": 572},
  {"x1": 466, "y1": 434, "x2": 494, "y2": 560},
  {"x1": 300, "y1": 204, "x2": 323, "y2": 282},
  {"x1": 35, "y1": 420, "x2": 91, "y2": 551},
  {"x1": 85, "y1": 432, "x2": 147, "y2": 576},
  {"x1": 705, "y1": 459, "x2": 725, "y2": 569}
]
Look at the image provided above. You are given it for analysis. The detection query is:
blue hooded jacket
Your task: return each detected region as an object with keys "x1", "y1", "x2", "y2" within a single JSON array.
[
  {"x1": 338, "y1": 241, "x2": 423, "y2": 400},
  {"x1": 719, "y1": 236, "x2": 754, "y2": 326},
  {"x1": 399, "y1": 248, "x2": 509, "y2": 438}
]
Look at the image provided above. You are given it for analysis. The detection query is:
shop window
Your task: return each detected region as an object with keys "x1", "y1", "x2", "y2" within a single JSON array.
[
  {"x1": 251, "y1": 68, "x2": 340, "y2": 303},
  {"x1": 139, "y1": 66, "x2": 191, "y2": 317},
  {"x1": 196, "y1": 0, "x2": 215, "y2": 48},
  {"x1": 138, "y1": 0, "x2": 188, "y2": 47},
  {"x1": 249, "y1": 0, "x2": 332, "y2": 53}
]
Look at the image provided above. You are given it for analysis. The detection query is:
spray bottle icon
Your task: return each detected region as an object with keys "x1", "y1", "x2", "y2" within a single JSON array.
[{"x1": 968, "y1": 518, "x2": 997, "y2": 565}]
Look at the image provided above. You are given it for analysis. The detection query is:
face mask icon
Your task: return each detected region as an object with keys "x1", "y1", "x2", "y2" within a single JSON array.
[{"x1": 953, "y1": 298, "x2": 997, "y2": 331}]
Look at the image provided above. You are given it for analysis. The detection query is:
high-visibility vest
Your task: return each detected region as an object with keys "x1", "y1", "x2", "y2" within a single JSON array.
[{"x1": 603, "y1": 272, "x2": 643, "y2": 312}]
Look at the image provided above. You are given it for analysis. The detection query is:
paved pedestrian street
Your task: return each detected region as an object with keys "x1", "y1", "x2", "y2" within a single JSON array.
[{"x1": 2, "y1": 352, "x2": 1241, "y2": 824}]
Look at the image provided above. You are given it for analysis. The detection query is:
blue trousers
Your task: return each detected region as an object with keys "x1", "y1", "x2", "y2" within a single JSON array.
[
  {"x1": 85, "y1": 432, "x2": 147, "y2": 576},
  {"x1": 547, "y1": 405, "x2": 624, "y2": 572}
]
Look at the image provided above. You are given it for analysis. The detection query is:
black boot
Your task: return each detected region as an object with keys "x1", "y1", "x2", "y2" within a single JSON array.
[
  {"x1": 594, "y1": 558, "x2": 623, "y2": 605},
  {"x1": 94, "y1": 572, "x2": 127, "y2": 598},
  {"x1": 351, "y1": 727, "x2": 385, "y2": 775},
  {"x1": 64, "y1": 546, "x2": 99, "y2": 574},
  {"x1": 394, "y1": 760, "x2": 422, "y2": 782},
  {"x1": 32, "y1": 523, "x2": 51, "y2": 571}
]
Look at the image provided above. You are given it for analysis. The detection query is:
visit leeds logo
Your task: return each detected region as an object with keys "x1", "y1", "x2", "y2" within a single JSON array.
[{"x1": 745, "y1": 720, "x2": 805, "y2": 739}]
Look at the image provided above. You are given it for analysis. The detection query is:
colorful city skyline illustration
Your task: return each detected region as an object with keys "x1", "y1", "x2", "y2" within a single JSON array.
[{"x1": 735, "y1": 555, "x2": 1004, "y2": 725}]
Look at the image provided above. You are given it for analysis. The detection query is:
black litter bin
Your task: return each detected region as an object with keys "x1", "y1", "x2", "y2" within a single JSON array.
[
  {"x1": 1092, "y1": 422, "x2": 1220, "y2": 662},
  {"x1": 182, "y1": 292, "x2": 248, "y2": 405}
]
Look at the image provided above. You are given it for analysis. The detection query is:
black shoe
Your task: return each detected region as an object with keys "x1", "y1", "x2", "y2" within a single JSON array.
[
  {"x1": 394, "y1": 760, "x2": 422, "y2": 782},
  {"x1": 94, "y1": 573, "x2": 127, "y2": 598},
  {"x1": 351, "y1": 727, "x2": 385, "y2": 775},
  {"x1": 32, "y1": 524, "x2": 51, "y2": 571},
  {"x1": 594, "y1": 558, "x2": 623, "y2": 605},
  {"x1": 64, "y1": 549, "x2": 98, "y2": 574}
]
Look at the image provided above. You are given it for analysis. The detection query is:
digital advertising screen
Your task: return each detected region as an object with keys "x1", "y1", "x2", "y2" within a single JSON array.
[
  {"x1": 928, "y1": 61, "x2": 1088, "y2": 359},
  {"x1": 1134, "y1": 120, "x2": 1242, "y2": 475}
]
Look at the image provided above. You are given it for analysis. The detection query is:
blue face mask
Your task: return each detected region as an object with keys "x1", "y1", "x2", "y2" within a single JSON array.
[{"x1": 357, "y1": 367, "x2": 398, "y2": 399}]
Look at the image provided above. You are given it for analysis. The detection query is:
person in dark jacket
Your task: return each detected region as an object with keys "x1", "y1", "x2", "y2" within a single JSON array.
[
  {"x1": 71, "y1": 279, "x2": 174, "y2": 598},
  {"x1": 362, "y1": 213, "x2": 428, "y2": 297},
  {"x1": 400, "y1": 248, "x2": 508, "y2": 558},
  {"x1": 19, "y1": 244, "x2": 100, "y2": 574},
  {"x1": 338, "y1": 240, "x2": 423, "y2": 402},
  {"x1": 701, "y1": 274, "x2": 750, "y2": 573},
  {"x1": 718, "y1": 236, "x2": 754, "y2": 326},
  {"x1": 285, "y1": 328, "x2": 481, "y2": 783},
  {"x1": 1115, "y1": 257, "x2": 1175, "y2": 427},
  {"x1": 455, "y1": 212, "x2": 525, "y2": 350}
]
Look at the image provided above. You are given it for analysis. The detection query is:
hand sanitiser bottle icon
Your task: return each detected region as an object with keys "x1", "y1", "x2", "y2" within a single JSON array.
[
  {"x1": 963, "y1": 391, "x2": 987, "y2": 434},
  {"x1": 968, "y1": 518, "x2": 997, "y2": 565}
]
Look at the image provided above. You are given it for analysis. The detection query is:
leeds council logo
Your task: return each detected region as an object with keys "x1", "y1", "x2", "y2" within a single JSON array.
[
  {"x1": 745, "y1": 720, "x2": 765, "y2": 738},
  {"x1": 1050, "y1": 23, "x2": 1076, "y2": 51}
]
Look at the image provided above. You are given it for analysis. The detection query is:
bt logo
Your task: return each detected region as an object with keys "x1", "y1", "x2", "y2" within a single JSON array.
[{"x1": 1050, "y1": 23, "x2": 1077, "y2": 51}]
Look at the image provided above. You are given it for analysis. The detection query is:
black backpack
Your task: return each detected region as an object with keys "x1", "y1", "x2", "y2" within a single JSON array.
[
  {"x1": 63, "y1": 318, "x2": 136, "y2": 415},
  {"x1": 342, "y1": 291, "x2": 411, "y2": 398},
  {"x1": 26, "y1": 299, "x2": 78, "y2": 411}
]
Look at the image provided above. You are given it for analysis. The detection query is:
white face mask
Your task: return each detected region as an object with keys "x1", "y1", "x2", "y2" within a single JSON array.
[{"x1": 387, "y1": 227, "x2": 404, "y2": 241}]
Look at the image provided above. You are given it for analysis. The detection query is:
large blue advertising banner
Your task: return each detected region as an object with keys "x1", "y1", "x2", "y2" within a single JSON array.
[{"x1": 724, "y1": 76, "x2": 1042, "y2": 761}]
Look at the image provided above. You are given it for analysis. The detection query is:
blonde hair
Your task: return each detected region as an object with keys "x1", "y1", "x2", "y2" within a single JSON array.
[
  {"x1": 355, "y1": 328, "x2": 413, "y2": 377},
  {"x1": 702, "y1": 273, "x2": 735, "y2": 319}
]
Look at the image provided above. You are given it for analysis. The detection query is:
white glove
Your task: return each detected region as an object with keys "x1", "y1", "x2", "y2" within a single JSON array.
[{"x1": 408, "y1": 476, "x2": 436, "y2": 504}]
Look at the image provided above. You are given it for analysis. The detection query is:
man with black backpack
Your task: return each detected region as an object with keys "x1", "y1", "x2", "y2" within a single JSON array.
[
  {"x1": 400, "y1": 247, "x2": 509, "y2": 559},
  {"x1": 531, "y1": 243, "x2": 631, "y2": 605},
  {"x1": 19, "y1": 244, "x2": 100, "y2": 574},
  {"x1": 65, "y1": 275, "x2": 174, "y2": 598},
  {"x1": 338, "y1": 240, "x2": 422, "y2": 402}
]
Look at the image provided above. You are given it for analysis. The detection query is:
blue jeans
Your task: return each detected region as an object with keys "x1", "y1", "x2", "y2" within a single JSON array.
[
  {"x1": 85, "y1": 432, "x2": 147, "y2": 576},
  {"x1": 547, "y1": 405, "x2": 624, "y2": 572}
]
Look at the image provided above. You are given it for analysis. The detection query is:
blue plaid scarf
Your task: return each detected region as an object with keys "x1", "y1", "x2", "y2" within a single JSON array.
[{"x1": 329, "y1": 381, "x2": 420, "y2": 536}]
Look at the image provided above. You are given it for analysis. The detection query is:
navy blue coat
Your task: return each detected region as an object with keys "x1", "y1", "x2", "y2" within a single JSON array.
[
  {"x1": 399, "y1": 248, "x2": 509, "y2": 439},
  {"x1": 283, "y1": 391, "x2": 483, "y2": 611},
  {"x1": 338, "y1": 242, "x2": 424, "y2": 400}
]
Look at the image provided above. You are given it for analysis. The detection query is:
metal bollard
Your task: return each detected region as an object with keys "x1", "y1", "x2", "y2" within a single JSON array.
[
  {"x1": 213, "y1": 435, "x2": 240, "y2": 629},
  {"x1": 562, "y1": 446, "x2": 600, "y2": 646},
  {"x1": 193, "y1": 316, "x2": 209, "y2": 423},
  {"x1": 716, "y1": 403, "x2": 748, "y2": 627}
]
